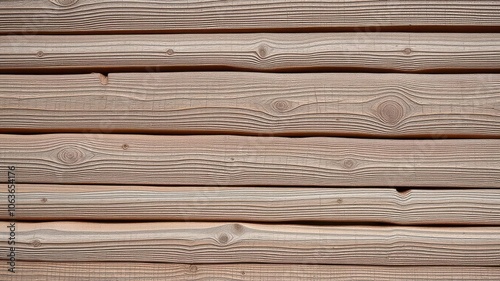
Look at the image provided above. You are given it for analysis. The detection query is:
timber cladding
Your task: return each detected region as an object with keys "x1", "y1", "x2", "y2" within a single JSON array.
[{"x1": 0, "y1": 1, "x2": 499, "y2": 280}]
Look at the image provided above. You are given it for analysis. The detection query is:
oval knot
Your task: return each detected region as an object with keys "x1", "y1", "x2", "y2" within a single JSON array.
[
  {"x1": 57, "y1": 147, "x2": 85, "y2": 164},
  {"x1": 271, "y1": 99, "x2": 293, "y2": 113},
  {"x1": 377, "y1": 100, "x2": 404, "y2": 125},
  {"x1": 342, "y1": 159, "x2": 356, "y2": 170},
  {"x1": 257, "y1": 44, "x2": 270, "y2": 58}
]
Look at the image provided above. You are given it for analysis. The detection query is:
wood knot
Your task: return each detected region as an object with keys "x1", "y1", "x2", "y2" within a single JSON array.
[
  {"x1": 218, "y1": 233, "x2": 229, "y2": 244},
  {"x1": 41, "y1": 198, "x2": 48, "y2": 203},
  {"x1": 232, "y1": 223, "x2": 244, "y2": 234},
  {"x1": 257, "y1": 44, "x2": 270, "y2": 58},
  {"x1": 376, "y1": 99, "x2": 405, "y2": 125},
  {"x1": 188, "y1": 265, "x2": 198, "y2": 272},
  {"x1": 50, "y1": 0, "x2": 78, "y2": 7},
  {"x1": 337, "y1": 198, "x2": 343, "y2": 204},
  {"x1": 271, "y1": 99, "x2": 292, "y2": 113},
  {"x1": 57, "y1": 147, "x2": 85, "y2": 165},
  {"x1": 122, "y1": 144, "x2": 129, "y2": 150},
  {"x1": 166, "y1": 49, "x2": 174, "y2": 56},
  {"x1": 403, "y1": 48, "x2": 412, "y2": 55},
  {"x1": 36, "y1": 51, "x2": 44, "y2": 58},
  {"x1": 32, "y1": 239, "x2": 42, "y2": 248},
  {"x1": 342, "y1": 159, "x2": 356, "y2": 170}
]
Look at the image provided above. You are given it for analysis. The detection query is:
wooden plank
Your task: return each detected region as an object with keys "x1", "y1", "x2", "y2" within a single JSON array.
[
  {"x1": 3, "y1": 262, "x2": 500, "y2": 280},
  {"x1": 2, "y1": 33, "x2": 500, "y2": 73},
  {"x1": 3, "y1": 222, "x2": 500, "y2": 265},
  {"x1": 1, "y1": 0, "x2": 499, "y2": 34},
  {"x1": 1, "y1": 134, "x2": 499, "y2": 187},
  {"x1": 4, "y1": 185, "x2": 500, "y2": 225},
  {"x1": 1, "y1": 73, "x2": 500, "y2": 137}
]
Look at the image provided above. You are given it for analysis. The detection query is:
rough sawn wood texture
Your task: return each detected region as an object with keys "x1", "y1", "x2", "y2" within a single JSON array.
[
  {"x1": 0, "y1": 134, "x2": 499, "y2": 187},
  {"x1": 3, "y1": 222, "x2": 500, "y2": 265},
  {"x1": 1, "y1": 73, "x2": 500, "y2": 137},
  {"x1": 0, "y1": 0, "x2": 499, "y2": 34},
  {"x1": 1, "y1": 33, "x2": 500, "y2": 72},
  {"x1": 1, "y1": 1, "x2": 499, "y2": 279},
  {"x1": 4, "y1": 185, "x2": 500, "y2": 225},
  {"x1": 2, "y1": 262, "x2": 500, "y2": 281}
]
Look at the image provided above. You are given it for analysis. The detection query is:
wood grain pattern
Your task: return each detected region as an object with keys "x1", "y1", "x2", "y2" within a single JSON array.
[
  {"x1": 1, "y1": 73, "x2": 500, "y2": 137},
  {"x1": 1, "y1": 134, "x2": 499, "y2": 187},
  {"x1": 2, "y1": 33, "x2": 500, "y2": 72},
  {"x1": 3, "y1": 221, "x2": 500, "y2": 265},
  {"x1": 3, "y1": 262, "x2": 500, "y2": 280},
  {"x1": 2, "y1": 0, "x2": 499, "y2": 274},
  {"x1": 0, "y1": 0, "x2": 499, "y2": 34},
  {"x1": 4, "y1": 185, "x2": 500, "y2": 225}
]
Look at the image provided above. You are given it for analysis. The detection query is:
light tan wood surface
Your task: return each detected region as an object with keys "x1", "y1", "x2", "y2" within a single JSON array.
[
  {"x1": 2, "y1": 33, "x2": 500, "y2": 72},
  {"x1": 1, "y1": 73, "x2": 500, "y2": 137},
  {"x1": 1, "y1": 134, "x2": 499, "y2": 187},
  {"x1": 1, "y1": 0, "x2": 499, "y2": 34},
  {"x1": 1, "y1": 1, "x2": 499, "y2": 277},
  {"x1": 3, "y1": 262, "x2": 500, "y2": 280},
  {"x1": 2, "y1": 221, "x2": 500, "y2": 265},
  {"x1": 3, "y1": 185, "x2": 500, "y2": 225}
]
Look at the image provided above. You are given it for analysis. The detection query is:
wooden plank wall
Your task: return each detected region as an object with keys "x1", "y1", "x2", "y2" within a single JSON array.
[{"x1": 1, "y1": 1, "x2": 500, "y2": 280}]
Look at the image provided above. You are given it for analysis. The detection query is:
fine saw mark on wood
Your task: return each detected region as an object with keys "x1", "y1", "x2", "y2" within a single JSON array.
[
  {"x1": 3, "y1": 185, "x2": 500, "y2": 225},
  {"x1": 1, "y1": 72, "x2": 500, "y2": 138},
  {"x1": 1, "y1": 33, "x2": 500, "y2": 73},
  {"x1": 0, "y1": 0, "x2": 499, "y2": 34},
  {"x1": 0, "y1": 134, "x2": 499, "y2": 187},
  {"x1": 3, "y1": 221, "x2": 500, "y2": 265},
  {"x1": 3, "y1": 262, "x2": 500, "y2": 281},
  {"x1": 0, "y1": 0, "x2": 499, "y2": 278}
]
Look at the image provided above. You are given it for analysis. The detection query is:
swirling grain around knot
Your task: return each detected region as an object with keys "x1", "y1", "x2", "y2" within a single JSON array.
[
  {"x1": 57, "y1": 147, "x2": 85, "y2": 165},
  {"x1": 2, "y1": 134, "x2": 499, "y2": 187},
  {"x1": 31, "y1": 239, "x2": 42, "y2": 248},
  {"x1": 257, "y1": 44, "x2": 270, "y2": 59},
  {"x1": 218, "y1": 233, "x2": 230, "y2": 244},
  {"x1": 342, "y1": 159, "x2": 357, "y2": 170},
  {"x1": 10, "y1": 222, "x2": 500, "y2": 265},
  {"x1": 270, "y1": 99, "x2": 293, "y2": 113},
  {"x1": 376, "y1": 100, "x2": 405, "y2": 126},
  {"x1": 1, "y1": 73, "x2": 500, "y2": 138}
]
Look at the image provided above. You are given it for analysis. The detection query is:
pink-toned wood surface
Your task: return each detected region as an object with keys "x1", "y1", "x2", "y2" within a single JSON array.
[
  {"x1": 3, "y1": 221, "x2": 500, "y2": 265},
  {"x1": 0, "y1": 0, "x2": 499, "y2": 34},
  {"x1": 1, "y1": 134, "x2": 499, "y2": 187},
  {"x1": 1, "y1": 73, "x2": 499, "y2": 137},
  {"x1": 1, "y1": 33, "x2": 500, "y2": 72},
  {"x1": 3, "y1": 185, "x2": 500, "y2": 225},
  {"x1": 1, "y1": 1, "x2": 498, "y2": 279},
  {"x1": 2, "y1": 262, "x2": 500, "y2": 281}
]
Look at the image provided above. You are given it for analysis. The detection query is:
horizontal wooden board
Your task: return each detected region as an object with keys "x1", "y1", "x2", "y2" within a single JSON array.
[
  {"x1": 1, "y1": 134, "x2": 499, "y2": 187},
  {"x1": 0, "y1": 0, "x2": 499, "y2": 34},
  {"x1": 2, "y1": 33, "x2": 500, "y2": 72},
  {"x1": 3, "y1": 262, "x2": 500, "y2": 280},
  {"x1": 3, "y1": 222, "x2": 500, "y2": 265},
  {"x1": 1, "y1": 73, "x2": 500, "y2": 137},
  {"x1": 4, "y1": 185, "x2": 500, "y2": 225}
]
